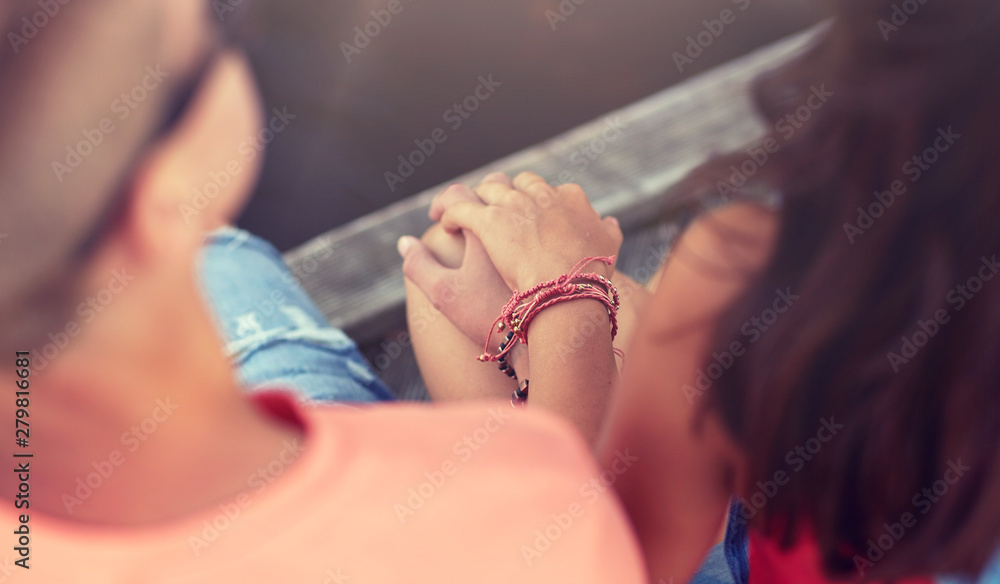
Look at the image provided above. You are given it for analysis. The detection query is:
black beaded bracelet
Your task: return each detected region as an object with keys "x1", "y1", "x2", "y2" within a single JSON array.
[
  {"x1": 497, "y1": 331, "x2": 517, "y2": 379},
  {"x1": 512, "y1": 379, "x2": 529, "y2": 406},
  {"x1": 495, "y1": 331, "x2": 530, "y2": 407}
]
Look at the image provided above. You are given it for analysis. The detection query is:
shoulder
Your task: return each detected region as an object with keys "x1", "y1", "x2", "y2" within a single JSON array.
[
  {"x1": 313, "y1": 400, "x2": 598, "y2": 475},
  {"x1": 304, "y1": 402, "x2": 646, "y2": 582},
  {"x1": 672, "y1": 201, "x2": 780, "y2": 278},
  {"x1": 595, "y1": 202, "x2": 781, "y2": 576},
  {"x1": 648, "y1": 202, "x2": 780, "y2": 328}
]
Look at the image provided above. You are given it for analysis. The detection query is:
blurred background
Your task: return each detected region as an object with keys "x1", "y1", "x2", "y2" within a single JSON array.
[{"x1": 236, "y1": 0, "x2": 828, "y2": 251}]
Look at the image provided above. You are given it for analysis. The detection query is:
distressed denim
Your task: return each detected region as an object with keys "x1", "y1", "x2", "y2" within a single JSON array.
[{"x1": 197, "y1": 227, "x2": 393, "y2": 404}]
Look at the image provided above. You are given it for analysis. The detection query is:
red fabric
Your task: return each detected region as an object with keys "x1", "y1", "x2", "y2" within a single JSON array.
[{"x1": 749, "y1": 530, "x2": 934, "y2": 584}]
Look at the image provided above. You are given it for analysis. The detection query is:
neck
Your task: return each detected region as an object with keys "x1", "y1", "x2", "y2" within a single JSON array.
[{"x1": 4, "y1": 300, "x2": 304, "y2": 526}]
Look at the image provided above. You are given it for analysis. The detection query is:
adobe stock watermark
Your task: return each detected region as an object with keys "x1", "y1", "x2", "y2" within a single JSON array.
[
  {"x1": 374, "y1": 275, "x2": 468, "y2": 371},
  {"x1": 340, "y1": 0, "x2": 414, "y2": 63},
  {"x1": 623, "y1": 226, "x2": 680, "y2": 286},
  {"x1": 844, "y1": 126, "x2": 960, "y2": 244},
  {"x1": 393, "y1": 407, "x2": 512, "y2": 523},
  {"x1": 6, "y1": 0, "x2": 73, "y2": 54},
  {"x1": 384, "y1": 75, "x2": 502, "y2": 193},
  {"x1": 733, "y1": 417, "x2": 845, "y2": 525},
  {"x1": 0, "y1": 556, "x2": 19, "y2": 583},
  {"x1": 545, "y1": 0, "x2": 597, "y2": 31},
  {"x1": 521, "y1": 449, "x2": 639, "y2": 565},
  {"x1": 51, "y1": 65, "x2": 170, "y2": 183},
  {"x1": 717, "y1": 85, "x2": 833, "y2": 199},
  {"x1": 508, "y1": 114, "x2": 628, "y2": 233},
  {"x1": 179, "y1": 106, "x2": 297, "y2": 224},
  {"x1": 877, "y1": 0, "x2": 931, "y2": 41},
  {"x1": 372, "y1": 331, "x2": 413, "y2": 372},
  {"x1": 552, "y1": 307, "x2": 613, "y2": 365},
  {"x1": 887, "y1": 254, "x2": 998, "y2": 372},
  {"x1": 552, "y1": 116, "x2": 630, "y2": 186},
  {"x1": 61, "y1": 398, "x2": 180, "y2": 514},
  {"x1": 281, "y1": 236, "x2": 340, "y2": 285},
  {"x1": 216, "y1": 238, "x2": 344, "y2": 350},
  {"x1": 672, "y1": 0, "x2": 751, "y2": 73},
  {"x1": 853, "y1": 459, "x2": 971, "y2": 576},
  {"x1": 211, "y1": 0, "x2": 248, "y2": 22},
  {"x1": 552, "y1": 237, "x2": 674, "y2": 364},
  {"x1": 321, "y1": 568, "x2": 351, "y2": 584},
  {"x1": 222, "y1": 230, "x2": 339, "y2": 308},
  {"x1": 30, "y1": 268, "x2": 136, "y2": 372},
  {"x1": 188, "y1": 437, "x2": 306, "y2": 555},
  {"x1": 286, "y1": 235, "x2": 341, "y2": 286},
  {"x1": 683, "y1": 288, "x2": 799, "y2": 404}
]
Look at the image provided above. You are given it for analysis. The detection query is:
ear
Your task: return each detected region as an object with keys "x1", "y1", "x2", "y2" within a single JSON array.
[
  {"x1": 102, "y1": 52, "x2": 264, "y2": 267},
  {"x1": 119, "y1": 53, "x2": 263, "y2": 240},
  {"x1": 116, "y1": 157, "x2": 206, "y2": 268}
]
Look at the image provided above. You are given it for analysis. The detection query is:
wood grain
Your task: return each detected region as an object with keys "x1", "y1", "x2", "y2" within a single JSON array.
[{"x1": 283, "y1": 25, "x2": 824, "y2": 345}]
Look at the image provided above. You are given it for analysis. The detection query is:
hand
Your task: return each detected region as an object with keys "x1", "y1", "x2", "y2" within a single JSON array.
[
  {"x1": 399, "y1": 184, "x2": 514, "y2": 352},
  {"x1": 431, "y1": 172, "x2": 623, "y2": 292}
]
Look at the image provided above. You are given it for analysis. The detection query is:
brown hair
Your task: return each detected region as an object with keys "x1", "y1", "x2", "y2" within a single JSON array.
[
  {"x1": 680, "y1": 0, "x2": 1000, "y2": 579},
  {"x1": 0, "y1": 0, "x2": 168, "y2": 353}
]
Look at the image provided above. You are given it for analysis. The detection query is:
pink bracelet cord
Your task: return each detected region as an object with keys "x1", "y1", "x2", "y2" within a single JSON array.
[{"x1": 478, "y1": 256, "x2": 621, "y2": 363}]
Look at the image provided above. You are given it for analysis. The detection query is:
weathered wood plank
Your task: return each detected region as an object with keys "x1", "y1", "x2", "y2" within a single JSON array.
[{"x1": 284, "y1": 25, "x2": 824, "y2": 344}]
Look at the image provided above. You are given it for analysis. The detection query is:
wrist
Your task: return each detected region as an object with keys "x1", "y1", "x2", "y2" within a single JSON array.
[
  {"x1": 527, "y1": 298, "x2": 613, "y2": 348},
  {"x1": 518, "y1": 256, "x2": 615, "y2": 292},
  {"x1": 507, "y1": 343, "x2": 529, "y2": 380},
  {"x1": 478, "y1": 256, "x2": 620, "y2": 384}
]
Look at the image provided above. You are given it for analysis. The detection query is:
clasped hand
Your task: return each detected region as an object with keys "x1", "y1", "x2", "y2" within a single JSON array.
[{"x1": 398, "y1": 171, "x2": 622, "y2": 352}]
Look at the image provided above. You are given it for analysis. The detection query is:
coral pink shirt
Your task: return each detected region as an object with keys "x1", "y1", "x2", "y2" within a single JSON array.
[{"x1": 3, "y1": 392, "x2": 645, "y2": 583}]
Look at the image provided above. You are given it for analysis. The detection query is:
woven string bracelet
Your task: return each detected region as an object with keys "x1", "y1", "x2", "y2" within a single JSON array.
[
  {"x1": 479, "y1": 255, "x2": 620, "y2": 363},
  {"x1": 477, "y1": 256, "x2": 622, "y2": 407}
]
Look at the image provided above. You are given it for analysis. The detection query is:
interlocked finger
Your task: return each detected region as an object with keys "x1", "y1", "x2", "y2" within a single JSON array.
[
  {"x1": 479, "y1": 172, "x2": 513, "y2": 188},
  {"x1": 512, "y1": 171, "x2": 549, "y2": 192},
  {"x1": 430, "y1": 183, "x2": 482, "y2": 222},
  {"x1": 474, "y1": 179, "x2": 518, "y2": 206}
]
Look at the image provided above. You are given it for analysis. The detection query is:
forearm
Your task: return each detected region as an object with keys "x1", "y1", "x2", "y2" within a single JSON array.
[{"x1": 523, "y1": 299, "x2": 618, "y2": 447}]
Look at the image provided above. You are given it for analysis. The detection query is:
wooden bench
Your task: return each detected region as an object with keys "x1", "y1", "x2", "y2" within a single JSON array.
[{"x1": 283, "y1": 25, "x2": 824, "y2": 398}]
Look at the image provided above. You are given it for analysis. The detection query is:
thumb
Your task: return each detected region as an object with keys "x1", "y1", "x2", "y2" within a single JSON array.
[
  {"x1": 398, "y1": 235, "x2": 452, "y2": 302},
  {"x1": 603, "y1": 215, "x2": 624, "y2": 247},
  {"x1": 461, "y1": 230, "x2": 490, "y2": 264}
]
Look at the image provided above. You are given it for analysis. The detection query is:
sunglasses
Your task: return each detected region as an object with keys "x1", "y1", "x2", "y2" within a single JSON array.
[{"x1": 72, "y1": 1, "x2": 253, "y2": 259}]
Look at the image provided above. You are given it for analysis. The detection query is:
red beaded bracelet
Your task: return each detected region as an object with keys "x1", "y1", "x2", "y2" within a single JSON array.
[{"x1": 478, "y1": 256, "x2": 621, "y2": 365}]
